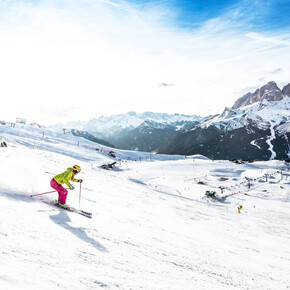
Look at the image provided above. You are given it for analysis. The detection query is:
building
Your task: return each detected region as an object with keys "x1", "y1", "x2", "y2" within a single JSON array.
[{"x1": 16, "y1": 117, "x2": 26, "y2": 124}]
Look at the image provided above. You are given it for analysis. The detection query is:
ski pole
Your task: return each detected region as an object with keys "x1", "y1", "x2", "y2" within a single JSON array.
[
  {"x1": 78, "y1": 182, "x2": 82, "y2": 208},
  {"x1": 30, "y1": 190, "x2": 57, "y2": 198}
]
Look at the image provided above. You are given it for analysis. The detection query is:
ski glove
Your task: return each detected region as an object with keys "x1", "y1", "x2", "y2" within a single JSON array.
[
  {"x1": 69, "y1": 185, "x2": 74, "y2": 190},
  {"x1": 78, "y1": 179, "x2": 83, "y2": 183}
]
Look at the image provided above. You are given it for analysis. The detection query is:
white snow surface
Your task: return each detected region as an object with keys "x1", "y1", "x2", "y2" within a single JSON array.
[{"x1": 1, "y1": 123, "x2": 290, "y2": 289}]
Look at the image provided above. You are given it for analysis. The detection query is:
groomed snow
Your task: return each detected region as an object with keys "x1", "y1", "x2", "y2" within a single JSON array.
[{"x1": 0, "y1": 124, "x2": 290, "y2": 289}]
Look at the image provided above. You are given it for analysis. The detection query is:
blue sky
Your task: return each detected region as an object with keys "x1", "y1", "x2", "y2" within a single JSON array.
[
  {"x1": 157, "y1": 0, "x2": 240, "y2": 28},
  {"x1": 176, "y1": 0, "x2": 289, "y2": 29},
  {"x1": 0, "y1": 0, "x2": 289, "y2": 125},
  {"x1": 124, "y1": 0, "x2": 290, "y2": 30}
]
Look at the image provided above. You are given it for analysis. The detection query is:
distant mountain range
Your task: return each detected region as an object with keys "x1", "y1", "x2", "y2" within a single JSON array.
[
  {"x1": 51, "y1": 81, "x2": 290, "y2": 160},
  {"x1": 51, "y1": 112, "x2": 201, "y2": 152}
]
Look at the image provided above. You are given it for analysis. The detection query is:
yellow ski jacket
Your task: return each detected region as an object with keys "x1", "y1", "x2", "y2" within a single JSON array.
[{"x1": 54, "y1": 168, "x2": 79, "y2": 187}]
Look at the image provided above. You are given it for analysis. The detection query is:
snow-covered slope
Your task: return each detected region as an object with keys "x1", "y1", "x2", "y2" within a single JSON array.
[
  {"x1": 0, "y1": 122, "x2": 185, "y2": 163},
  {"x1": 1, "y1": 123, "x2": 290, "y2": 289}
]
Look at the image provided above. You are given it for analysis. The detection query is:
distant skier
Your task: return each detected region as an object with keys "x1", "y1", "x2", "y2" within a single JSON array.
[{"x1": 50, "y1": 165, "x2": 83, "y2": 205}]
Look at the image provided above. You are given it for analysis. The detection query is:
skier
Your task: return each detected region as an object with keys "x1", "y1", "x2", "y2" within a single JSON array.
[{"x1": 50, "y1": 165, "x2": 83, "y2": 205}]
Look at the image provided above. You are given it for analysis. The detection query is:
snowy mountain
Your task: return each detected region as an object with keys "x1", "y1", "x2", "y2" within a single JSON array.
[
  {"x1": 83, "y1": 111, "x2": 200, "y2": 136},
  {"x1": 160, "y1": 82, "x2": 290, "y2": 160},
  {"x1": 51, "y1": 112, "x2": 201, "y2": 152},
  {"x1": 1, "y1": 121, "x2": 290, "y2": 289},
  {"x1": 68, "y1": 129, "x2": 115, "y2": 148}
]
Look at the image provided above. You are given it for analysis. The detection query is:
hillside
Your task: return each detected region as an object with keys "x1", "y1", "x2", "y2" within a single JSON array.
[{"x1": 0, "y1": 123, "x2": 290, "y2": 289}]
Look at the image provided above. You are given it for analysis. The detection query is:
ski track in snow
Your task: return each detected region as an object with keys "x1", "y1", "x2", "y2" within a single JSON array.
[
  {"x1": 250, "y1": 139, "x2": 261, "y2": 149},
  {"x1": 0, "y1": 124, "x2": 290, "y2": 289},
  {"x1": 266, "y1": 121, "x2": 277, "y2": 160}
]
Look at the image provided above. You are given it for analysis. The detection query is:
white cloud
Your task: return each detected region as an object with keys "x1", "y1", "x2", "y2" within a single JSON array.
[
  {"x1": 0, "y1": 0, "x2": 289, "y2": 125},
  {"x1": 246, "y1": 32, "x2": 290, "y2": 46}
]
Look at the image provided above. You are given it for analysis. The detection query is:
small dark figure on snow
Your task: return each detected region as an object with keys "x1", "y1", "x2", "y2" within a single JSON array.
[
  {"x1": 205, "y1": 190, "x2": 216, "y2": 197},
  {"x1": 101, "y1": 162, "x2": 117, "y2": 170}
]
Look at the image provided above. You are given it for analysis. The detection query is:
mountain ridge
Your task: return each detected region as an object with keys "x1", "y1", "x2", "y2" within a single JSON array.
[
  {"x1": 50, "y1": 112, "x2": 201, "y2": 152},
  {"x1": 160, "y1": 81, "x2": 290, "y2": 160}
]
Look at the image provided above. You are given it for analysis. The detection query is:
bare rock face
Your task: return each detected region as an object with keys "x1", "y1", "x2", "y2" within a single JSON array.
[
  {"x1": 282, "y1": 83, "x2": 290, "y2": 97},
  {"x1": 231, "y1": 92, "x2": 254, "y2": 110},
  {"x1": 259, "y1": 81, "x2": 283, "y2": 102},
  {"x1": 232, "y1": 81, "x2": 283, "y2": 109}
]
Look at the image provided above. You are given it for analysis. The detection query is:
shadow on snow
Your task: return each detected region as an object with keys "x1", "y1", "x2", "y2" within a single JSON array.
[
  {"x1": 0, "y1": 188, "x2": 108, "y2": 253},
  {"x1": 49, "y1": 210, "x2": 108, "y2": 253}
]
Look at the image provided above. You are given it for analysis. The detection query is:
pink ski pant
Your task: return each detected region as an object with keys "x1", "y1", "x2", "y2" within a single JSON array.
[{"x1": 50, "y1": 178, "x2": 68, "y2": 205}]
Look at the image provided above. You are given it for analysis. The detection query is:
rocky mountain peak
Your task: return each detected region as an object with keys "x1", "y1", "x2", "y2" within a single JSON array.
[
  {"x1": 232, "y1": 81, "x2": 283, "y2": 109},
  {"x1": 282, "y1": 83, "x2": 290, "y2": 97}
]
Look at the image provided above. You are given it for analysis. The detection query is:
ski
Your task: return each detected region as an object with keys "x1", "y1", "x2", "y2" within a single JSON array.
[{"x1": 55, "y1": 201, "x2": 92, "y2": 218}]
